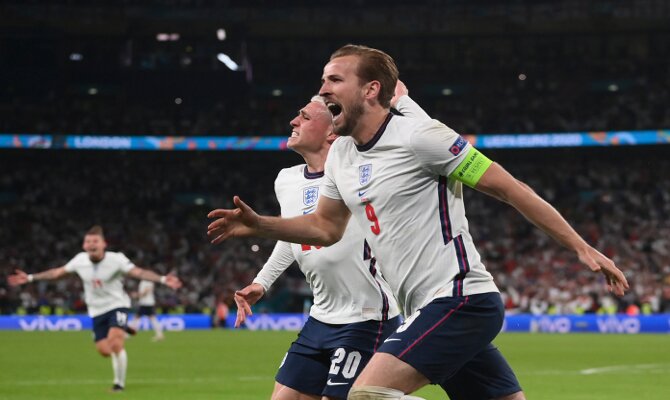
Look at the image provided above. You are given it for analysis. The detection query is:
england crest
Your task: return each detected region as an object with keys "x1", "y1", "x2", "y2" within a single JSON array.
[
  {"x1": 359, "y1": 164, "x2": 372, "y2": 185},
  {"x1": 303, "y1": 186, "x2": 319, "y2": 206}
]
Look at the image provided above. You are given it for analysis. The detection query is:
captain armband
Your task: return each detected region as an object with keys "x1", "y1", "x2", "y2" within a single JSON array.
[{"x1": 449, "y1": 147, "x2": 493, "y2": 188}]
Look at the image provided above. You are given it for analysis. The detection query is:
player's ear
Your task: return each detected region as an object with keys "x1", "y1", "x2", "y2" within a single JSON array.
[
  {"x1": 364, "y1": 80, "x2": 381, "y2": 101},
  {"x1": 326, "y1": 132, "x2": 338, "y2": 144}
]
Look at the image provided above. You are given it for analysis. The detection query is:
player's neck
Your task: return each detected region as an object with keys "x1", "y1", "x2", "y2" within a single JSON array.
[
  {"x1": 351, "y1": 107, "x2": 390, "y2": 146},
  {"x1": 302, "y1": 148, "x2": 328, "y2": 174}
]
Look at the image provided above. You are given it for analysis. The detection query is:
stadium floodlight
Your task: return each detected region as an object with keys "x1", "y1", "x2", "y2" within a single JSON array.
[
  {"x1": 69, "y1": 53, "x2": 83, "y2": 61},
  {"x1": 88, "y1": 87, "x2": 98, "y2": 95},
  {"x1": 518, "y1": 73, "x2": 527, "y2": 81},
  {"x1": 217, "y1": 53, "x2": 240, "y2": 71},
  {"x1": 441, "y1": 88, "x2": 453, "y2": 96},
  {"x1": 271, "y1": 89, "x2": 283, "y2": 97},
  {"x1": 216, "y1": 28, "x2": 226, "y2": 41},
  {"x1": 608, "y1": 83, "x2": 619, "y2": 92}
]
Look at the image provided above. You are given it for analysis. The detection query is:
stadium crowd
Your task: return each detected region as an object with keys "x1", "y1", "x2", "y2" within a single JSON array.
[
  {"x1": 1, "y1": 148, "x2": 669, "y2": 317},
  {"x1": 1, "y1": 0, "x2": 669, "y2": 319}
]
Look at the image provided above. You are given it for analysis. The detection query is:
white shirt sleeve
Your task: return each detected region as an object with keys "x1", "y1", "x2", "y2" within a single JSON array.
[
  {"x1": 116, "y1": 252, "x2": 136, "y2": 273},
  {"x1": 63, "y1": 253, "x2": 84, "y2": 273},
  {"x1": 320, "y1": 144, "x2": 343, "y2": 200},
  {"x1": 408, "y1": 119, "x2": 472, "y2": 177},
  {"x1": 394, "y1": 95, "x2": 431, "y2": 120},
  {"x1": 252, "y1": 240, "x2": 296, "y2": 292}
]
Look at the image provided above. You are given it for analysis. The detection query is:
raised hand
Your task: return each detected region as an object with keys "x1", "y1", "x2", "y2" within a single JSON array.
[
  {"x1": 390, "y1": 79, "x2": 409, "y2": 109},
  {"x1": 164, "y1": 274, "x2": 183, "y2": 290},
  {"x1": 207, "y1": 196, "x2": 260, "y2": 244},
  {"x1": 7, "y1": 269, "x2": 29, "y2": 287}
]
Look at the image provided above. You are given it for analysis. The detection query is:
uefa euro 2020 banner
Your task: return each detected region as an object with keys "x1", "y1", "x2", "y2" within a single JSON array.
[{"x1": 0, "y1": 314, "x2": 668, "y2": 333}]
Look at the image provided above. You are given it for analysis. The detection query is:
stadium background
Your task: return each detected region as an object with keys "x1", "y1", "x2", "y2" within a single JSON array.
[{"x1": 0, "y1": 1, "x2": 669, "y2": 399}]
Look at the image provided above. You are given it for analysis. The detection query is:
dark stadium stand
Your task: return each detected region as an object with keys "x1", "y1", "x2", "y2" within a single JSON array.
[{"x1": 1, "y1": 0, "x2": 669, "y2": 316}]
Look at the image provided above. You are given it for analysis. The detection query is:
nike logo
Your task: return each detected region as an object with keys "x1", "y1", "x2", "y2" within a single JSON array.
[
  {"x1": 326, "y1": 379, "x2": 349, "y2": 386},
  {"x1": 383, "y1": 338, "x2": 402, "y2": 343},
  {"x1": 358, "y1": 190, "x2": 367, "y2": 197}
]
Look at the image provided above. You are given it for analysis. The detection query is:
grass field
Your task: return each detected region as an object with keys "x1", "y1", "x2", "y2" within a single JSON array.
[{"x1": 1, "y1": 330, "x2": 669, "y2": 399}]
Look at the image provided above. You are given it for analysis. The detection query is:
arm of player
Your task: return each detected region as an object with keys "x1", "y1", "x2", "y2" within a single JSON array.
[
  {"x1": 391, "y1": 80, "x2": 431, "y2": 120},
  {"x1": 233, "y1": 241, "x2": 296, "y2": 328},
  {"x1": 473, "y1": 162, "x2": 629, "y2": 296},
  {"x1": 7, "y1": 267, "x2": 68, "y2": 286},
  {"x1": 127, "y1": 268, "x2": 182, "y2": 290},
  {"x1": 207, "y1": 195, "x2": 351, "y2": 246}
]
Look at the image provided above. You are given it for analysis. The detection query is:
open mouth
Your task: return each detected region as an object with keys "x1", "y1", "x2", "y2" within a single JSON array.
[
  {"x1": 290, "y1": 131, "x2": 299, "y2": 138},
  {"x1": 326, "y1": 102, "x2": 342, "y2": 118}
]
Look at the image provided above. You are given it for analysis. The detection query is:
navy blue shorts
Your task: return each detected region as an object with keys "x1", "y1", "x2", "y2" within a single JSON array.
[
  {"x1": 276, "y1": 316, "x2": 401, "y2": 399},
  {"x1": 92, "y1": 308, "x2": 131, "y2": 342},
  {"x1": 137, "y1": 305, "x2": 155, "y2": 317},
  {"x1": 378, "y1": 293, "x2": 521, "y2": 400}
]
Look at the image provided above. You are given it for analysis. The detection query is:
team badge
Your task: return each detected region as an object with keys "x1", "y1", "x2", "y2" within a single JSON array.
[
  {"x1": 359, "y1": 164, "x2": 372, "y2": 185},
  {"x1": 303, "y1": 186, "x2": 319, "y2": 206},
  {"x1": 449, "y1": 136, "x2": 468, "y2": 156}
]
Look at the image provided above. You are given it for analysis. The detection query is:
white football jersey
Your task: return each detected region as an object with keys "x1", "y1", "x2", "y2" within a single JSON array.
[
  {"x1": 64, "y1": 251, "x2": 135, "y2": 317},
  {"x1": 322, "y1": 115, "x2": 498, "y2": 316},
  {"x1": 253, "y1": 164, "x2": 399, "y2": 324},
  {"x1": 137, "y1": 280, "x2": 156, "y2": 306}
]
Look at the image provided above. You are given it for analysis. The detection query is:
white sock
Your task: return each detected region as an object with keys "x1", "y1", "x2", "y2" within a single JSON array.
[
  {"x1": 150, "y1": 316, "x2": 163, "y2": 337},
  {"x1": 111, "y1": 349, "x2": 128, "y2": 387}
]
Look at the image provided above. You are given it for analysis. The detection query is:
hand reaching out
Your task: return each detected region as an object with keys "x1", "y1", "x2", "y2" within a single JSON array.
[{"x1": 207, "y1": 196, "x2": 261, "y2": 244}]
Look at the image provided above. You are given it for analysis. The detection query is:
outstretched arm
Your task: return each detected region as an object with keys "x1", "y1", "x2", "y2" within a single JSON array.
[
  {"x1": 8, "y1": 267, "x2": 68, "y2": 286},
  {"x1": 474, "y1": 162, "x2": 629, "y2": 296},
  {"x1": 234, "y1": 240, "x2": 296, "y2": 328},
  {"x1": 127, "y1": 268, "x2": 182, "y2": 290},
  {"x1": 207, "y1": 195, "x2": 351, "y2": 246}
]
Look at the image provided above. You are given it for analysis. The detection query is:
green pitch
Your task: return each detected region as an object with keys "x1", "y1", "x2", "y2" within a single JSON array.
[{"x1": 1, "y1": 330, "x2": 668, "y2": 399}]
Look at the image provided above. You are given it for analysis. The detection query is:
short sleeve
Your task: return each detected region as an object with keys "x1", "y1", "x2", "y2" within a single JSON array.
[
  {"x1": 408, "y1": 119, "x2": 471, "y2": 177},
  {"x1": 63, "y1": 253, "x2": 84, "y2": 273},
  {"x1": 320, "y1": 145, "x2": 343, "y2": 201},
  {"x1": 116, "y1": 253, "x2": 136, "y2": 273}
]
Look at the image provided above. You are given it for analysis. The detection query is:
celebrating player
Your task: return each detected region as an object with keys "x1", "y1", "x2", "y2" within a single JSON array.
[
  {"x1": 8, "y1": 225, "x2": 181, "y2": 392},
  {"x1": 232, "y1": 94, "x2": 408, "y2": 400},
  {"x1": 207, "y1": 44, "x2": 630, "y2": 400}
]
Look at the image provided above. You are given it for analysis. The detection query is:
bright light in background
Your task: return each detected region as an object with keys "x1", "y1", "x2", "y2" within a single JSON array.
[
  {"x1": 88, "y1": 87, "x2": 98, "y2": 95},
  {"x1": 441, "y1": 88, "x2": 453, "y2": 96},
  {"x1": 194, "y1": 197, "x2": 204, "y2": 205},
  {"x1": 518, "y1": 73, "x2": 527, "y2": 81},
  {"x1": 156, "y1": 33, "x2": 180, "y2": 42},
  {"x1": 608, "y1": 83, "x2": 619, "y2": 92},
  {"x1": 251, "y1": 244, "x2": 260, "y2": 252},
  {"x1": 217, "y1": 52, "x2": 240, "y2": 71},
  {"x1": 272, "y1": 89, "x2": 283, "y2": 97},
  {"x1": 69, "y1": 53, "x2": 83, "y2": 61},
  {"x1": 216, "y1": 28, "x2": 226, "y2": 41},
  {"x1": 175, "y1": 97, "x2": 183, "y2": 105}
]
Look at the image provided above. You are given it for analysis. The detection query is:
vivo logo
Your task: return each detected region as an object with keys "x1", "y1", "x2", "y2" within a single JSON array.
[
  {"x1": 244, "y1": 315, "x2": 307, "y2": 331},
  {"x1": 19, "y1": 317, "x2": 83, "y2": 331},
  {"x1": 596, "y1": 317, "x2": 640, "y2": 334},
  {"x1": 134, "y1": 317, "x2": 185, "y2": 331},
  {"x1": 530, "y1": 317, "x2": 572, "y2": 333}
]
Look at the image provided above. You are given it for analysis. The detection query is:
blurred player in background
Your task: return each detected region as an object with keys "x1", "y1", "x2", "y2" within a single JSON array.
[
  {"x1": 130, "y1": 279, "x2": 165, "y2": 341},
  {"x1": 8, "y1": 225, "x2": 181, "y2": 392},
  {"x1": 207, "y1": 45, "x2": 629, "y2": 400},
  {"x1": 231, "y1": 93, "x2": 433, "y2": 399}
]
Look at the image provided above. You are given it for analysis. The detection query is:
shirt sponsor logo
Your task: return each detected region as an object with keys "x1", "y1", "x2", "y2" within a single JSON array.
[
  {"x1": 359, "y1": 164, "x2": 372, "y2": 185},
  {"x1": 450, "y1": 136, "x2": 468, "y2": 156},
  {"x1": 303, "y1": 186, "x2": 319, "y2": 206}
]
